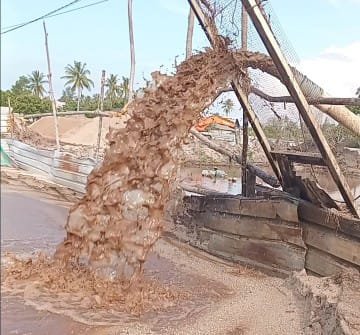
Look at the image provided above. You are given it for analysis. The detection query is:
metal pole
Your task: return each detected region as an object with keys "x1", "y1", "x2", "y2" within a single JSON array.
[
  {"x1": 43, "y1": 21, "x2": 60, "y2": 150},
  {"x1": 95, "y1": 70, "x2": 106, "y2": 160},
  {"x1": 241, "y1": 4, "x2": 249, "y2": 196}
]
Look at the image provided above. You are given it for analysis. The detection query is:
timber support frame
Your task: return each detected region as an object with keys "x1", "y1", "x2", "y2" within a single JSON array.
[
  {"x1": 241, "y1": 0, "x2": 358, "y2": 217},
  {"x1": 188, "y1": 0, "x2": 283, "y2": 185}
]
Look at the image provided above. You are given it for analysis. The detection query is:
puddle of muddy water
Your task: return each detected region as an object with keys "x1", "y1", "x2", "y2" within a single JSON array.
[
  {"x1": 1, "y1": 188, "x2": 231, "y2": 334},
  {"x1": 180, "y1": 166, "x2": 360, "y2": 210}
]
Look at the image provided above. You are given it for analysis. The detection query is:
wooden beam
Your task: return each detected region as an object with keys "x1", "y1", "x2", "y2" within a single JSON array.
[
  {"x1": 241, "y1": 4, "x2": 249, "y2": 197},
  {"x1": 23, "y1": 111, "x2": 112, "y2": 119},
  {"x1": 190, "y1": 128, "x2": 280, "y2": 187},
  {"x1": 95, "y1": 70, "x2": 106, "y2": 160},
  {"x1": 242, "y1": 0, "x2": 358, "y2": 217},
  {"x1": 231, "y1": 80, "x2": 283, "y2": 183},
  {"x1": 252, "y1": 87, "x2": 360, "y2": 106},
  {"x1": 217, "y1": 86, "x2": 360, "y2": 106},
  {"x1": 187, "y1": 0, "x2": 283, "y2": 185},
  {"x1": 43, "y1": 21, "x2": 60, "y2": 151},
  {"x1": 271, "y1": 150, "x2": 326, "y2": 166}
]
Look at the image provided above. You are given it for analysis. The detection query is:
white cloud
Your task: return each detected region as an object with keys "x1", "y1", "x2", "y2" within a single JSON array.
[{"x1": 299, "y1": 42, "x2": 360, "y2": 97}]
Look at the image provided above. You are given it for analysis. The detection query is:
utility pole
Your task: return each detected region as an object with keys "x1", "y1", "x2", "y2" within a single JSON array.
[
  {"x1": 128, "y1": 0, "x2": 135, "y2": 102},
  {"x1": 241, "y1": 4, "x2": 249, "y2": 196},
  {"x1": 43, "y1": 21, "x2": 60, "y2": 150},
  {"x1": 95, "y1": 70, "x2": 106, "y2": 160}
]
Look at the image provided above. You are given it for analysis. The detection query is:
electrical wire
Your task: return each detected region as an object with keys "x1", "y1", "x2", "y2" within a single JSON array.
[
  {"x1": 2, "y1": 0, "x2": 109, "y2": 32},
  {"x1": 1, "y1": 0, "x2": 87, "y2": 34}
]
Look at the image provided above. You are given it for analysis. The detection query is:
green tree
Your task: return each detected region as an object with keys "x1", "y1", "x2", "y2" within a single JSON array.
[
  {"x1": 0, "y1": 90, "x2": 11, "y2": 107},
  {"x1": 356, "y1": 87, "x2": 360, "y2": 98},
  {"x1": 105, "y1": 74, "x2": 122, "y2": 108},
  {"x1": 61, "y1": 61, "x2": 94, "y2": 112},
  {"x1": 59, "y1": 87, "x2": 76, "y2": 102},
  {"x1": 221, "y1": 98, "x2": 234, "y2": 117},
  {"x1": 28, "y1": 70, "x2": 47, "y2": 98},
  {"x1": 11, "y1": 76, "x2": 31, "y2": 95},
  {"x1": 11, "y1": 94, "x2": 51, "y2": 115}
]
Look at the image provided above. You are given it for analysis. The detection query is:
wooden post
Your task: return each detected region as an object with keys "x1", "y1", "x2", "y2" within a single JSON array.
[
  {"x1": 43, "y1": 21, "x2": 60, "y2": 151},
  {"x1": 246, "y1": 169, "x2": 256, "y2": 197},
  {"x1": 241, "y1": 4, "x2": 249, "y2": 196},
  {"x1": 95, "y1": 70, "x2": 106, "y2": 160},
  {"x1": 186, "y1": 7, "x2": 195, "y2": 59},
  {"x1": 128, "y1": 0, "x2": 135, "y2": 102},
  {"x1": 7, "y1": 97, "x2": 13, "y2": 140},
  {"x1": 187, "y1": 0, "x2": 282, "y2": 185},
  {"x1": 242, "y1": 0, "x2": 358, "y2": 217}
]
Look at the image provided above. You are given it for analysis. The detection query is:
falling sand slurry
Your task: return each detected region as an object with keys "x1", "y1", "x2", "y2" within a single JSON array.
[
  {"x1": 2, "y1": 45, "x2": 309, "y2": 334},
  {"x1": 1, "y1": 186, "x2": 304, "y2": 334}
]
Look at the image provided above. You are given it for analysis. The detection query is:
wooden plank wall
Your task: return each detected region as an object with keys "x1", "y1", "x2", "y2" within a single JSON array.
[{"x1": 180, "y1": 195, "x2": 360, "y2": 277}]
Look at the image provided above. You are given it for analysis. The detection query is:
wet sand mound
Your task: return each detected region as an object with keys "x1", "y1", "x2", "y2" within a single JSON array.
[{"x1": 289, "y1": 269, "x2": 360, "y2": 334}]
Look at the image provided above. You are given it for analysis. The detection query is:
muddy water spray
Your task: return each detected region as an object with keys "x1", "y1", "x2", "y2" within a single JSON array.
[{"x1": 55, "y1": 50, "x2": 238, "y2": 281}]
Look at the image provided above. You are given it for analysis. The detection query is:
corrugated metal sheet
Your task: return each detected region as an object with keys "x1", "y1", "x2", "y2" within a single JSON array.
[{"x1": 6, "y1": 139, "x2": 97, "y2": 193}]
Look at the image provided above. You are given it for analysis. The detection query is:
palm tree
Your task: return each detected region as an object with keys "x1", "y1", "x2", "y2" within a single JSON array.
[
  {"x1": 61, "y1": 61, "x2": 94, "y2": 111},
  {"x1": 28, "y1": 70, "x2": 47, "y2": 98},
  {"x1": 222, "y1": 98, "x2": 234, "y2": 117},
  {"x1": 128, "y1": 0, "x2": 135, "y2": 102},
  {"x1": 105, "y1": 74, "x2": 122, "y2": 108},
  {"x1": 356, "y1": 87, "x2": 360, "y2": 98}
]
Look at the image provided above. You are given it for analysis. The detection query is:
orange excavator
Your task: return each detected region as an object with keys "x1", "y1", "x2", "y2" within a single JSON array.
[{"x1": 194, "y1": 115, "x2": 235, "y2": 132}]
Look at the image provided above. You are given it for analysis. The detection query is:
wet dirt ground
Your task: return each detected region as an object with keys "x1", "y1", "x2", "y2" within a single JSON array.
[{"x1": 1, "y1": 183, "x2": 306, "y2": 334}]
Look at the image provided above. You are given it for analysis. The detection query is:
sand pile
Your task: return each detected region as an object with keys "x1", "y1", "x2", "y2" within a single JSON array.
[
  {"x1": 289, "y1": 269, "x2": 360, "y2": 334},
  {"x1": 29, "y1": 115, "x2": 128, "y2": 146}
]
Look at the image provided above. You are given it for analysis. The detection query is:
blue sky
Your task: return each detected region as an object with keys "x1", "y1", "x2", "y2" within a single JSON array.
[{"x1": 1, "y1": 0, "x2": 360, "y2": 98}]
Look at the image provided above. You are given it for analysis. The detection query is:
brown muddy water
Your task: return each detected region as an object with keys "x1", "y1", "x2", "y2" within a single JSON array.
[
  {"x1": 0, "y1": 187, "x2": 227, "y2": 334},
  {"x1": 1, "y1": 185, "x2": 306, "y2": 334},
  {"x1": 180, "y1": 166, "x2": 360, "y2": 211}
]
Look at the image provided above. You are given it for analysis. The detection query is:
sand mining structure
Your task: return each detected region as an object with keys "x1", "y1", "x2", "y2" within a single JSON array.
[{"x1": 2, "y1": 0, "x2": 360, "y2": 291}]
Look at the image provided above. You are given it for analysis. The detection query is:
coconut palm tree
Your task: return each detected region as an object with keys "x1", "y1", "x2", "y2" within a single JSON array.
[
  {"x1": 105, "y1": 74, "x2": 122, "y2": 108},
  {"x1": 221, "y1": 98, "x2": 234, "y2": 117},
  {"x1": 128, "y1": 0, "x2": 135, "y2": 102},
  {"x1": 28, "y1": 70, "x2": 47, "y2": 98},
  {"x1": 61, "y1": 61, "x2": 94, "y2": 111}
]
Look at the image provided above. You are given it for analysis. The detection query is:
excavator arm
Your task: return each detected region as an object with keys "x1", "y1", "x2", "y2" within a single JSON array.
[{"x1": 195, "y1": 115, "x2": 235, "y2": 132}]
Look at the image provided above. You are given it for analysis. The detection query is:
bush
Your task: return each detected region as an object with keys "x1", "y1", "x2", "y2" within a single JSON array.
[{"x1": 11, "y1": 94, "x2": 52, "y2": 115}]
